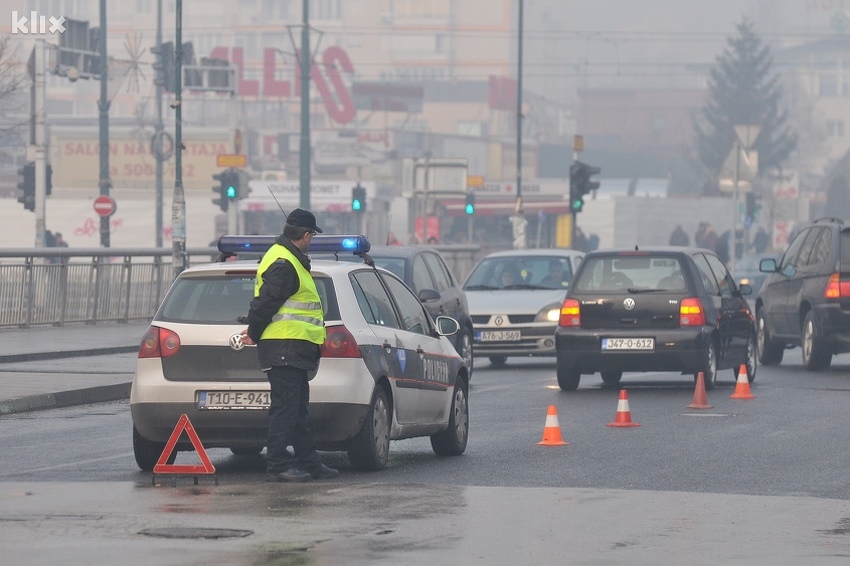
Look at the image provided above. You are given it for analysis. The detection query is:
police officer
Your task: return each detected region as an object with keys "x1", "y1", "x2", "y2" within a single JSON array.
[{"x1": 240, "y1": 208, "x2": 339, "y2": 482}]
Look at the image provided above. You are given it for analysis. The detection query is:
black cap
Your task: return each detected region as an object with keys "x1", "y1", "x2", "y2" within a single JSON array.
[{"x1": 286, "y1": 208, "x2": 323, "y2": 233}]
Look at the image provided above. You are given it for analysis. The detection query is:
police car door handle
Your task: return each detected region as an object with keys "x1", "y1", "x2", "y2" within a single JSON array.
[
  {"x1": 382, "y1": 341, "x2": 392, "y2": 353},
  {"x1": 416, "y1": 347, "x2": 425, "y2": 357}
]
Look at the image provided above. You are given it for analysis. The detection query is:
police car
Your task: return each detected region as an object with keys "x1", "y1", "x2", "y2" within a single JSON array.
[{"x1": 131, "y1": 234, "x2": 469, "y2": 472}]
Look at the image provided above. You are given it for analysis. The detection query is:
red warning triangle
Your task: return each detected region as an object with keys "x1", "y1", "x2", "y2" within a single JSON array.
[{"x1": 153, "y1": 413, "x2": 216, "y2": 475}]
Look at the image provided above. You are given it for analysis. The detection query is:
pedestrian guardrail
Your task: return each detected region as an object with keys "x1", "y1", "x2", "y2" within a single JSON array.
[{"x1": 0, "y1": 245, "x2": 484, "y2": 328}]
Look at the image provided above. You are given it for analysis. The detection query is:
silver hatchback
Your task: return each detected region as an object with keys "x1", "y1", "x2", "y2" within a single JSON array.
[{"x1": 463, "y1": 249, "x2": 584, "y2": 366}]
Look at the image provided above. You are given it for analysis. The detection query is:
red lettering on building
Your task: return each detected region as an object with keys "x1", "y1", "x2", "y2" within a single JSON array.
[{"x1": 209, "y1": 45, "x2": 355, "y2": 125}]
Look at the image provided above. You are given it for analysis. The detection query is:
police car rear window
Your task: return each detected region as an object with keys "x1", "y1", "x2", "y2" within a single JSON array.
[{"x1": 157, "y1": 275, "x2": 340, "y2": 323}]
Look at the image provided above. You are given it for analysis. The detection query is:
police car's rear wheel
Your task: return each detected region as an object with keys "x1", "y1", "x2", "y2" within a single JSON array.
[
  {"x1": 431, "y1": 376, "x2": 469, "y2": 456},
  {"x1": 348, "y1": 387, "x2": 390, "y2": 471},
  {"x1": 133, "y1": 424, "x2": 174, "y2": 471}
]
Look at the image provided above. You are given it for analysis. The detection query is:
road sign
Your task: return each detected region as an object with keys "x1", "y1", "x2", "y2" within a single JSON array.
[
  {"x1": 216, "y1": 153, "x2": 247, "y2": 168},
  {"x1": 467, "y1": 175, "x2": 485, "y2": 187},
  {"x1": 93, "y1": 194, "x2": 116, "y2": 217}
]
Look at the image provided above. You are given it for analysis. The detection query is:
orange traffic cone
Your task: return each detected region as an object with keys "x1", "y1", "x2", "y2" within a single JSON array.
[
  {"x1": 687, "y1": 372, "x2": 713, "y2": 409},
  {"x1": 537, "y1": 405, "x2": 568, "y2": 446},
  {"x1": 607, "y1": 389, "x2": 641, "y2": 427},
  {"x1": 730, "y1": 364, "x2": 755, "y2": 399}
]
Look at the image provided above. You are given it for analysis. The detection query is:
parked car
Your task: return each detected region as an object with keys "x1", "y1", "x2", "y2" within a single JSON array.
[
  {"x1": 755, "y1": 217, "x2": 850, "y2": 370},
  {"x1": 554, "y1": 246, "x2": 756, "y2": 391},
  {"x1": 131, "y1": 234, "x2": 469, "y2": 472},
  {"x1": 462, "y1": 249, "x2": 584, "y2": 366},
  {"x1": 319, "y1": 245, "x2": 475, "y2": 377},
  {"x1": 734, "y1": 251, "x2": 780, "y2": 295}
]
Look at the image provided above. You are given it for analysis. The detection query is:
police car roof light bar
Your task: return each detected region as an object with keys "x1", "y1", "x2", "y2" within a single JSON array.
[{"x1": 217, "y1": 234, "x2": 371, "y2": 257}]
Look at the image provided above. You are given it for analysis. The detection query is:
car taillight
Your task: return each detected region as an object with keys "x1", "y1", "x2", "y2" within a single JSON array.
[
  {"x1": 559, "y1": 298, "x2": 581, "y2": 327},
  {"x1": 824, "y1": 273, "x2": 850, "y2": 299},
  {"x1": 321, "y1": 325, "x2": 361, "y2": 358},
  {"x1": 138, "y1": 326, "x2": 181, "y2": 359},
  {"x1": 679, "y1": 298, "x2": 705, "y2": 327}
]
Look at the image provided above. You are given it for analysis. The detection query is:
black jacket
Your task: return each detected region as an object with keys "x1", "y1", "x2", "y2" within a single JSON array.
[{"x1": 246, "y1": 235, "x2": 322, "y2": 371}]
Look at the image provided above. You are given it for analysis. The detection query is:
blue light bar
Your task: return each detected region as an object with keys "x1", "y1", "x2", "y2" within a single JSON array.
[{"x1": 217, "y1": 234, "x2": 370, "y2": 256}]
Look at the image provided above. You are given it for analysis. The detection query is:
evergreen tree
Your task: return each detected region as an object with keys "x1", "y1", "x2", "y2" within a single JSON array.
[{"x1": 694, "y1": 17, "x2": 797, "y2": 194}]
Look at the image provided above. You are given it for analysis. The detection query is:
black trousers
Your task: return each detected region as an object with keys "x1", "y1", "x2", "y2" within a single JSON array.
[{"x1": 266, "y1": 365, "x2": 321, "y2": 473}]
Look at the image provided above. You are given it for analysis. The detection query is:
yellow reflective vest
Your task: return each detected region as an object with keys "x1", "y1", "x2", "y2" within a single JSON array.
[{"x1": 254, "y1": 244, "x2": 326, "y2": 345}]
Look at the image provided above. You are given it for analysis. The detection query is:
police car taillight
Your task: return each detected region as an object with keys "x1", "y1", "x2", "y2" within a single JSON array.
[
  {"x1": 217, "y1": 234, "x2": 371, "y2": 256},
  {"x1": 322, "y1": 325, "x2": 361, "y2": 358},
  {"x1": 138, "y1": 326, "x2": 181, "y2": 358}
]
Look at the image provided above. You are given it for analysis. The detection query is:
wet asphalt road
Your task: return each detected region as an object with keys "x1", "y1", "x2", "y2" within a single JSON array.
[{"x1": 4, "y1": 354, "x2": 850, "y2": 564}]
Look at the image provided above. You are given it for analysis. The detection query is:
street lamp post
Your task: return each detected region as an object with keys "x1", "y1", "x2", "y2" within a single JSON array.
[
  {"x1": 98, "y1": 0, "x2": 111, "y2": 248},
  {"x1": 513, "y1": 0, "x2": 525, "y2": 250},
  {"x1": 299, "y1": 0, "x2": 311, "y2": 210}
]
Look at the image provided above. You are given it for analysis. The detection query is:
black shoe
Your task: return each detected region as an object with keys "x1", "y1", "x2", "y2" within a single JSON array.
[
  {"x1": 308, "y1": 463, "x2": 339, "y2": 479},
  {"x1": 266, "y1": 468, "x2": 311, "y2": 483}
]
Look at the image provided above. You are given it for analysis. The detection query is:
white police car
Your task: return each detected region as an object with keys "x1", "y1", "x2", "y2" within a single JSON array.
[{"x1": 131, "y1": 234, "x2": 469, "y2": 472}]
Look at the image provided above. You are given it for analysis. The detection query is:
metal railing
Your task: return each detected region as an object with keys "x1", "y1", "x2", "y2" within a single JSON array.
[{"x1": 0, "y1": 245, "x2": 484, "y2": 328}]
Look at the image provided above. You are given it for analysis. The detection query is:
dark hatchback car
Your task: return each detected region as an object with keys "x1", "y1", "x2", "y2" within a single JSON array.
[
  {"x1": 755, "y1": 218, "x2": 850, "y2": 370},
  {"x1": 554, "y1": 247, "x2": 756, "y2": 391},
  {"x1": 327, "y1": 245, "x2": 475, "y2": 376}
]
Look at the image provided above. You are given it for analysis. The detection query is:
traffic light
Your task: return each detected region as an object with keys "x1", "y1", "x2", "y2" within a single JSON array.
[
  {"x1": 569, "y1": 160, "x2": 601, "y2": 214},
  {"x1": 465, "y1": 192, "x2": 476, "y2": 215},
  {"x1": 212, "y1": 168, "x2": 238, "y2": 212},
  {"x1": 352, "y1": 184, "x2": 366, "y2": 212},
  {"x1": 150, "y1": 41, "x2": 175, "y2": 92},
  {"x1": 17, "y1": 161, "x2": 35, "y2": 212}
]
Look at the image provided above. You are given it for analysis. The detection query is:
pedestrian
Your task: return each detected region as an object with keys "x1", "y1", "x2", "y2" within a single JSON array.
[
  {"x1": 694, "y1": 222, "x2": 707, "y2": 249},
  {"x1": 703, "y1": 224, "x2": 719, "y2": 254},
  {"x1": 669, "y1": 224, "x2": 690, "y2": 246},
  {"x1": 239, "y1": 208, "x2": 339, "y2": 483},
  {"x1": 49, "y1": 232, "x2": 69, "y2": 264},
  {"x1": 752, "y1": 226, "x2": 769, "y2": 253}
]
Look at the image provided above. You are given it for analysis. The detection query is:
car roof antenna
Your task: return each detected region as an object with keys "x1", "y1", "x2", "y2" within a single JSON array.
[{"x1": 268, "y1": 186, "x2": 289, "y2": 218}]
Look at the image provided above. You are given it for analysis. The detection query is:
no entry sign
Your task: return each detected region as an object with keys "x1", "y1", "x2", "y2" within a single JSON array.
[{"x1": 93, "y1": 195, "x2": 117, "y2": 217}]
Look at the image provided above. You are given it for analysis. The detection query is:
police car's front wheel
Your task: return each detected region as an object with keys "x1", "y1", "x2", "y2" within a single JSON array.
[
  {"x1": 348, "y1": 387, "x2": 390, "y2": 471},
  {"x1": 431, "y1": 376, "x2": 469, "y2": 456}
]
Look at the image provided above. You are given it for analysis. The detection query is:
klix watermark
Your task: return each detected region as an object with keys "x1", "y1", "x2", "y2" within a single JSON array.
[{"x1": 11, "y1": 11, "x2": 66, "y2": 34}]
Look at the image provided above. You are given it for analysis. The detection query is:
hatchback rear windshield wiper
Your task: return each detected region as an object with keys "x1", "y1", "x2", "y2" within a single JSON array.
[{"x1": 626, "y1": 287, "x2": 669, "y2": 293}]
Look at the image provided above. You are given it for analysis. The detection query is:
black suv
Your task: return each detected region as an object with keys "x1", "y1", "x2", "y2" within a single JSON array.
[{"x1": 756, "y1": 218, "x2": 850, "y2": 370}]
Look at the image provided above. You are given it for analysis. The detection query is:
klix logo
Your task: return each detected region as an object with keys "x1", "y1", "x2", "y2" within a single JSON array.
[{"x1": 11, "y1": 11, "x2": 66, "y2": 34}]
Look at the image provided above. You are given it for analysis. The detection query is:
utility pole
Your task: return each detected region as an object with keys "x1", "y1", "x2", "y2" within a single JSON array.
[
  {"x1": 98, "y1": 0, "x2": 111, "y2": 247},
  {"x1": 512, "y1": 0, "x2": 527, "y2": 250},
  {"x1": 172, "y1": 0, "x2": 186, "y2": 278},
  {"x1": 299, "y1": 0, "x2": 311, "y2": 210},
  {"x1": 154, "y1": 0, "x2": 164, "y2": 247},
  {"x1": 33, "y1": 41, "x2": 46, "y2": 248}
]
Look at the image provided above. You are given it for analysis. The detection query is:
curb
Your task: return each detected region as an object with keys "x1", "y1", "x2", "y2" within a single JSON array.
[
  {"x1": 0, "y1": 382, "x2": 132, "y2": 415},
  {"x1": 0, "y1": 346, "x2": 139, "y2": 365}
]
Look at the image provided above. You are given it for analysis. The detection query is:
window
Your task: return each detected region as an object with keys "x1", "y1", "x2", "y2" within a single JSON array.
[
  {"x1": 693, "y1": 254, "x2": 720, "y2": 295},
  {"x1": 422, "y1": 253, "x2": 452, "y2": 292},
  {"x1": 352, "y1": 271, "x2": 399, "y2": 329},
  {"x1": 383, "y1": 276, "x2": 431, "y2": 336},
  {"x1": 780, "y1": 228, "x2": 810, "y2": 275},
  {"x1": 703, "y1": 254, "x2": 735, "y2": 297},
  {"x1": 794, "y1": 228, "x2": 823, "y2": 268},
  {"x1": 412, "y1": 254, "x2": 435, "y2": 293},
  {"x1": 809, "y1": 228, "x2": 831, "y2": 268}
]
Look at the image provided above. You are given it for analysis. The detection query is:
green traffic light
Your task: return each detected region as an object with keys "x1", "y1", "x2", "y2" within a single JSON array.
[
  {"x1": 352, "y1": 199, "x2": 362, "y2": 211},
  {"x1": 226, "y1": 185, "x2": 237, "y2": 199},
  {"x1": 465, "y1": 203, "x2": 474, "y2": 215},
  {"x1": 571, "y1": 199, "x2": 583, "y2": 212}
]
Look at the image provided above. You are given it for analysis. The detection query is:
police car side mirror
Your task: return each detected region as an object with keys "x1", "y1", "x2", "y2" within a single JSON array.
[{"x1": 435, "y1": 315, "x2": 460, "y2": 337}]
